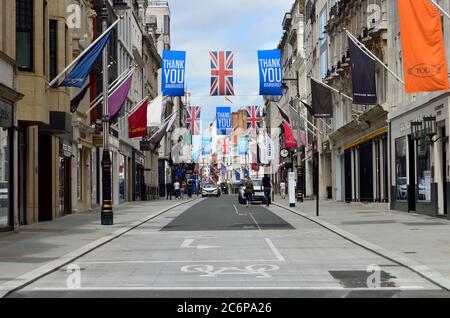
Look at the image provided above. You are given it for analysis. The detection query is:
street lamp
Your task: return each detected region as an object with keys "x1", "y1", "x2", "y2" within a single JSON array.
[
  {"x1": 101, "y1": 0, "x2": 130, "y2": 226},
  {"x1": 410, "y1": 120, "x2": 422, "y2": 141}
]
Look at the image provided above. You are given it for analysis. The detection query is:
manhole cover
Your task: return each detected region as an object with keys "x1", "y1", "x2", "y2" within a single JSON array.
[{"x1": 329, "y1": 270, "x2": 397, "y2": 288}]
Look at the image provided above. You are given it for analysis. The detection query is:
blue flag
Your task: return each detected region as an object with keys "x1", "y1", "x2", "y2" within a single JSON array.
[
  {"x1": 162, "y1": 50, "x2": 186, "y2": 96},
  {"x1": 258, "y1": 50, "x2": 282, "y2": 95},
  {"x1": 216, "y1": 106, "x2": 231, "y2": 135},
  {"x1": 60, "y1": 30, "x2": 112, "y2": 88},
  {"x1": 201, "y1": 136, "x2": 212, "y2": 156},
  {"x1": 238, "y1": 136, "x2": 248, "y2": 155},
  {"x1": 235, "y1": 170, "x2": 241, "y2": 181},
  {"x1": 243, "y1": 168, "x2": 250, "y2": 179}
]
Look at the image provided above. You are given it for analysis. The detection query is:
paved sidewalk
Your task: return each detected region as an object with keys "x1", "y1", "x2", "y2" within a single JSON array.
[
  {"x1": 272, "y1": 196, "x2": 450, "y2": 289},
  {"x1": 0, "y1": 198, "x2": 194, "y2": 297}
]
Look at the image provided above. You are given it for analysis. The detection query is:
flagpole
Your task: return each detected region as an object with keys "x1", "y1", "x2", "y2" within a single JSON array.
[
  {"x1": 48, "y1": 16, "x2": 123, "y2": 88},
  {"x1": 308, "y1": 76, "x2": 353, "y2": 102},
  {"x1": 344, "y1": 28, "x2": 405, "y2": 86},
  {"x1": 430, "y1": 0, "x2": 450, "y2": 20},
  {"x1": 85, "y1": 66, "x2": 136, "y2": 114}
]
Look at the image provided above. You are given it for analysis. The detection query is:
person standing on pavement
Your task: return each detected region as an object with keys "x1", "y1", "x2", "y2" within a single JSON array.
[
  {"x1": 244, "y1": 177, "x2": 254, "y2": 207},
  {"x1": 262, "y1": 174, "x2": 273, "y2": 207},
  {"x1": 280, "y1": 180, "x2": 286, "y2": 200},
  {"x1": 174, "y1": 180, "x2": 181, "y2": 200},
  {"x1": 187, "y1": 180, "x2": 193, "y2": 198},
  {"x1": 166, "y1": 182, "x2": 173, "y2": 200}
]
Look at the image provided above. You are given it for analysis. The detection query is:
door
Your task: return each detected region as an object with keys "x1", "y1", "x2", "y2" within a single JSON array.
[
  {"x1": 408, "y1": 136, "x2": 416, "y2": 212},
  {"x1": 344, "y1": 150, "x2": 352, "y2": 202},
  {"x1": 442, "y1": 127, "x2": 447, "y2": 214},
  {"x1": 38, "y1": 134, "x2": 53, "y2": 222},
  {"x1": 359, "y1": 141, "x2": 374, "y2": 202}
]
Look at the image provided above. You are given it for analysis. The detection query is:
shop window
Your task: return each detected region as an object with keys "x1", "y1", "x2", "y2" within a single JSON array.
[
  {"x1": 0, "y1": 128, "x2": 10, "y2": 227},
  {"x1": 395, "y1": 137, "x2": 407, "y2": 201},
  {"x1": 16, "y1": 0, "x2": 34, "y2": 71},
  {"x1": 417, "y1": 142, "x2": 431, "y2": 202}
]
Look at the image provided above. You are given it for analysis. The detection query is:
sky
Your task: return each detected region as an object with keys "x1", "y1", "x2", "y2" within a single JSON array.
[{"x1": 168, "y1": 0, "x2": 294, "y2": 132}]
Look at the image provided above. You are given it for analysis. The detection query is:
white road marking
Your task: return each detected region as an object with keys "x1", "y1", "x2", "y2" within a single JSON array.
[
  {"x1": 233, "y1": 205, "x2": 239, "y2": 215},
  {"x1": 181, "y1": 264, "x2": 279, "y2": 278},
  {"x1": 265, "y1": 238, "x2": 286, "y2": 262},
  {"x1": 249, "y1": 213, "x2": 262, "y2": 231},
  {"x1": 28, "y1": 286, "x2": 428, "y2": 291},
  {"x1": 180, "y1": 239, "x2": 220, "y2": 250},
  {"x1": 76, "y1": 259, "x2": 284, "y2": 264}
]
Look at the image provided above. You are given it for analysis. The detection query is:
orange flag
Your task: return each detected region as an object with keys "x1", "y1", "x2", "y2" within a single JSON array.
[
  {"x1": 128, "y1": 98, "x2": 148, "y2": 138},
  {"x1": 398, "y1": 0, "x2": 449, "y2": 93}
]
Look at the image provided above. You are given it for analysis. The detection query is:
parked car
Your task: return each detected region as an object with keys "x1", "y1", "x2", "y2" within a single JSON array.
[
  {"x1": 397, "y1": 177, "x2": 407, "y2": 200},
  {"x1": 0, "y1": 182, "x2": 8, "y2": 208},
  {"x1": 202, "y1": 183, "x2": 221, "y2": 197},
  {"x1": 238, "y1": 179, "x2": 265, "y2": 204}
]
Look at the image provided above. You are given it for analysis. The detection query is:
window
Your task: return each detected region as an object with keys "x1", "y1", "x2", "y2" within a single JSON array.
[
  {"x1": 395, "y1": 137, "x2": 407, "y2": 201},
  {"x1": 16, "y1": 0, "x2": 33, "y2": 71},
  {"x1": 49, "y1": 20, "x2": 58, "y2": 81},
  {"x1": 320, "y1": 50, "x2": 328, "y2": 78},
  {"x1": 163, "y1": 15, "x2": 170, "y2": 35}
]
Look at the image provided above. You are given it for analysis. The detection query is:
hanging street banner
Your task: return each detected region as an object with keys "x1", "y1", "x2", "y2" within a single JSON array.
[
  {"x1": 216, "y1": 106, "x2": 231, "y2": 135},
  {"x1": 238, "y1": 136, "x2": 249, "y2": 155},
  {"x1": 210, "y1": 51, "x2": 235, "y2": 96},
  {"x1": 201, "y1": 136, "x2": 212, "y2": 156},
  {"x1": 265, "y1": 132, "x2": 275, "y2": 161},
  {"x1": 128, "y1": 98, "x2": 148, "y2": 138},
  {"x1": 398, "y1": 0, "x2": 449, "y2": 93},
  {"x1": 258, "y1": 49, "x2": 282, "y2": 96},
  {"x1": 311, "y1": 78, "x2": 333, "y2": 118},
  {"x1": 348, "y1": 36, "x2": 378, "y2": 105},
  {"x1": 162, "y1": 50, "x2": 186, "y2": 96}
]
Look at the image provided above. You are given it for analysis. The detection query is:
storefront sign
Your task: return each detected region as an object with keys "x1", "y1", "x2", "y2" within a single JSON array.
[
  {"x1": 61, "y1": 142, "x2": 73, "y2": 157},
  {"x1": 0, "y1": 100, "x2": 13, "y2": 128}
]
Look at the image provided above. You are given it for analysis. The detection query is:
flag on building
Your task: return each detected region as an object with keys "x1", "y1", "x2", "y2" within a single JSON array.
[
  {"x1": 59, "y1": 30, "x2": 112, "y2": 88},
  {"x1": 185, "y1": 106, "x2": 201, "y2": 135},
  {"x1": 108, "y1": 71, "x2": 133, "y2": 117},
  {"x1": 210, "y1": 51, "x2": 235, "y2": 96},
  {"x1": 220, "y1": 163, "x2": 227, "y2": 175},
  {"x1": 283, "y1": 121, "x2": 298, "y2": 149},
  {"x1": 128, "y1": 98, "x2": 148, "y2": 138},
  {"x1": 276, "y1": 103, "x2": 291, "y2": 124},
  {"x1": 398, "y1": 0, "x2": 449, "y2": 93},
  {"x1": 234, "y1": 170, "x2": 241, "y2": 181},
  {"x1": 246, "y1": 106, "x2": 262, "y2": 135},
  {"x1": 348, "y1": 35, "x2": 378, "y2": 104},
  {"x1": 311, "y1": 78, "x2": 333, "y2": 118},
  {"x1": 289, "y1": 105, "x2": 307, "y2": 146},
  {"x1": 147, "y1": 95, "x2": 163, "y2": 127}
]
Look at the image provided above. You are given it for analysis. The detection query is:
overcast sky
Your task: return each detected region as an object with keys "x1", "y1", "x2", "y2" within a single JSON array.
[{"x1": 168, "y1": 0, "x2": 294, "y2": 132}]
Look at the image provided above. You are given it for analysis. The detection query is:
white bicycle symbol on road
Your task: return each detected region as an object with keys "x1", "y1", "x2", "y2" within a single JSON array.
[{"x1": 181, "y1": 264, "x2": 280, "y2": 278}]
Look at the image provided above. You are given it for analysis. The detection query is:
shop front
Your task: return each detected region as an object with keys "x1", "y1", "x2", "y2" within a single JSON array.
[
  {"x1": 0, "y1": 99, "x2": 13, "y2": 230},
  {"x1": 390, "y1": 97, "x2": 449, "y2": 216}
]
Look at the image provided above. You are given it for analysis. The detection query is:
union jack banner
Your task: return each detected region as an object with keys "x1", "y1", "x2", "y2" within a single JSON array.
[
  {"x1": 222, "y1": 137, "x2": 230, "y2": 155},
  {"x1": 185, "y1": 106, "x2": 201, "y2": 135},
  {"x1": 210, "y1": 51, "x2": 235, "y2": 96},
  {"x1": 246, "y1": 106, "x2": 262, "y2": 135}
]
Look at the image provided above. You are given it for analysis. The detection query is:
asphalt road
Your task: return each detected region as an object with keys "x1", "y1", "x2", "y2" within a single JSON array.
[{"x1": 7, "y1": 196, "x2": 450, "y2": 298}]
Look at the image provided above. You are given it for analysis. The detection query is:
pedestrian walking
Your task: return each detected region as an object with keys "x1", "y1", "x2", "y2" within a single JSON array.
[
  {"x1": 181, "y1": 181, "x2": 186, "y2": 199},
  {"x1": 280, "y1": 180, "x2": 286, "y2": 200},
  {"x1": 244, "y1": 177, "x2": 254, "y2": 207},
  {"x1": 166, "y1": 182, "x2": 173, "y2": 200},
  {"x1": 174, "y1": 180, "x2": 181, "y2": 199},
  {"x1": 187, "y1": 180, "x2": 193, "y2": 198},
  {"x1": 262, "y1": 174, "x2": 273, "y2": 207}
]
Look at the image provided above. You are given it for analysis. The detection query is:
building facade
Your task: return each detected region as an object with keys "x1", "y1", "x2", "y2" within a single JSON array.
[
  {"x1": 387, "y1": 0, "x2": 450, "y2": 217},
  {"x1": 304, "y1": 0, "x2": 389, "y2": 203},
  {"x1": 0, "y1": 0, "x2": 24, "y2": 231}
]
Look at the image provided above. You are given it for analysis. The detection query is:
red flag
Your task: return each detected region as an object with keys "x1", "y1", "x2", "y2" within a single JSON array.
[
  {"x1": 128, "y1": 99, "x2": 148, "y2": 138},
  {"x1": 283, "y1": 121, "x2": 298, "y2": 149},
  {"x1": 398, "y1": 0, "x2": 449, "y2": 93}
]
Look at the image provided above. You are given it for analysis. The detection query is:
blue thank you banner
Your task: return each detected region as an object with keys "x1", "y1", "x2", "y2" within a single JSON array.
[
  {"x1": 238, "y1": 136, "x2": 248, "y2": 155},
  {"x1": 216, "y1": 107, "x2": 231, "y2": 135},
  {"x1": 201, "y1": 136, "x2": 212, "y2": 156},
  {"x1": 258, "y1": 50, "x2": 282, "y2": 96},
  {"x1": 162, "y1": 50, "x2": 186, "y2": 96}
]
